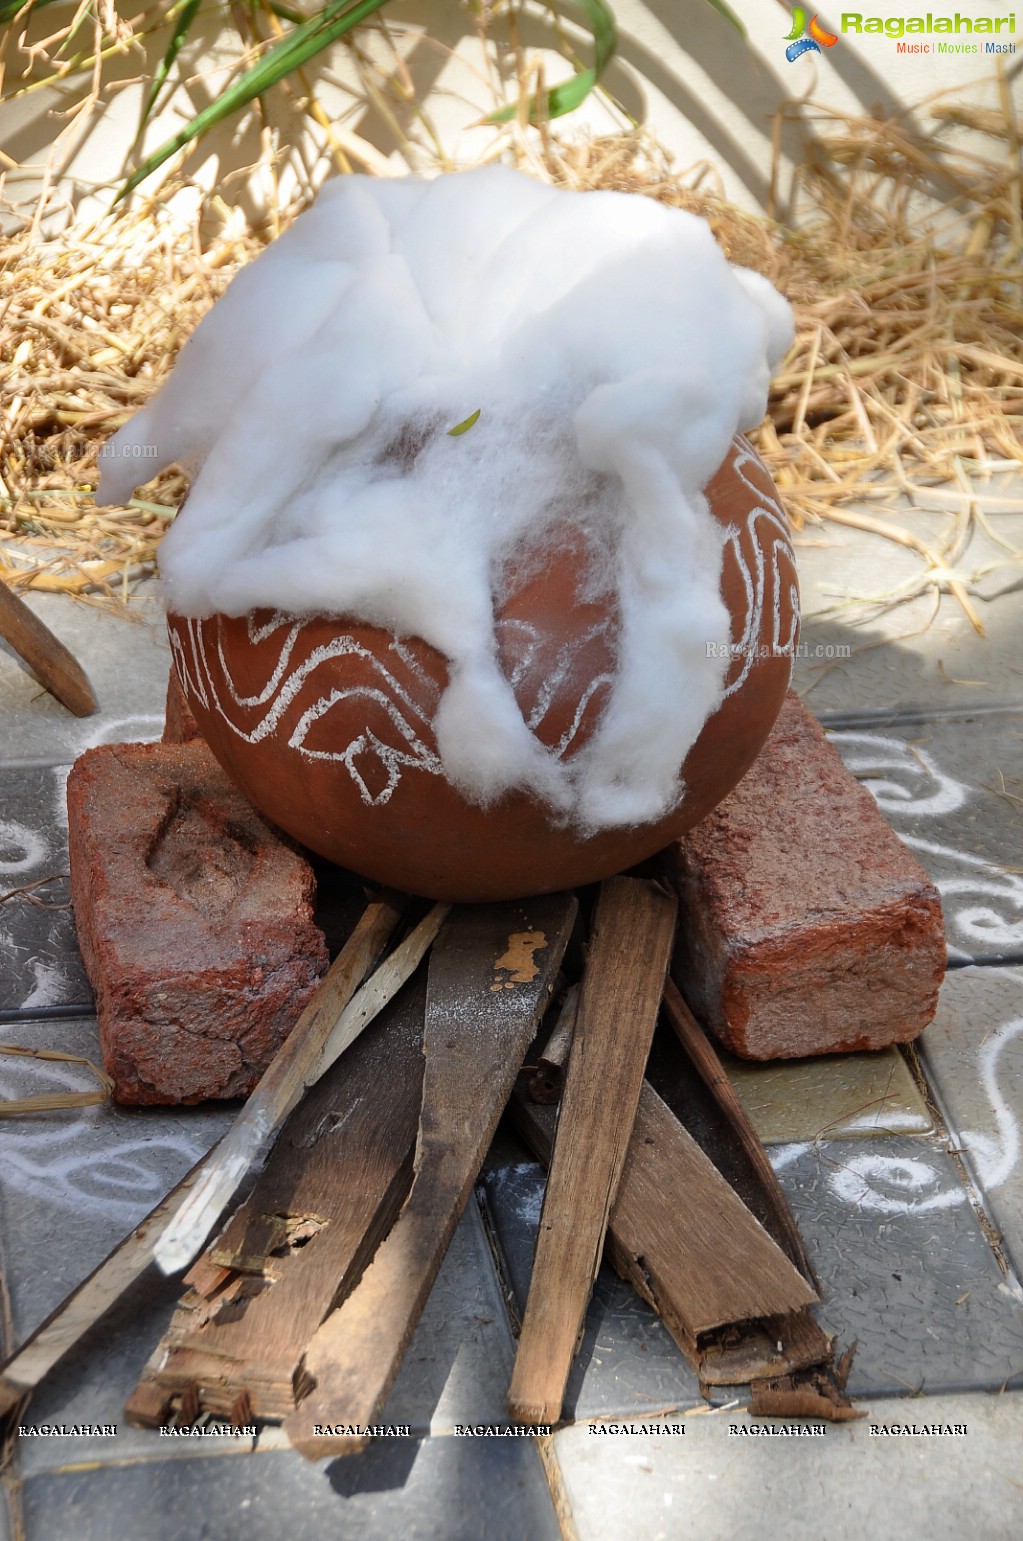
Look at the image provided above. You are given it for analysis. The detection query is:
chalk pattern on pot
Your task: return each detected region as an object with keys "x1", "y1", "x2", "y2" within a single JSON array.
[
  {"x1": 720, "y1": 441, "x2": 799, "y2": 700},
  {"x1": 171, "y1": 608, "x2": 619, "y2": 810},
  {"x1": 168, "y1": 463, "x2": 798, "y2": 815}
]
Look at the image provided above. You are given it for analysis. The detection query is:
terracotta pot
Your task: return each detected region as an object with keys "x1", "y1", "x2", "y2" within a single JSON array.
[{"x1": 167, "y1": 436, "x2": 798, "y2": 901}]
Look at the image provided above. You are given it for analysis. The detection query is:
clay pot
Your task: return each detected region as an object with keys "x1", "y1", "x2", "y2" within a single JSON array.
[{"x1": 167, "y1": 436, "x2": 798, "y2": 902}]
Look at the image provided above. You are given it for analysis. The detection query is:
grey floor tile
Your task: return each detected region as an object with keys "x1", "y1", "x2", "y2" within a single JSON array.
[
  {"x1": 1, "y1": 583, "x2": 169, "y2": 766},
  {"x1": 21, "y1": 1436, "x2": 561, "y2": 1541},
  {"x1": 0, "y1": 762, "x2": 91, "y2": 1011},
  {"x1": 920, "y1": 967, "x2": 1023, "y2": 1280},
  {"x1": 791, "y1": 489, "x2": 1023, "y2": 717},
  {"x1": 828, "y1": 714, "x2": 1023, "y2": 963},
  {"x1": 480, "y1": 1157, "x2": 705, "y2": 1421},
  {"x1": 772, "y1": 1137, "x2": 1023, "y2": 1397},
  {"x1": 551, "y1": 1393, "x2": 1023, "y2": 1541},
  {"x1": 0, "y1": 1016, "x2": 232, "y2": 1342}
]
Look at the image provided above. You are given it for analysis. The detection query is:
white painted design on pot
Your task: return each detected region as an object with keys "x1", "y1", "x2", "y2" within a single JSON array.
[
  {"x1": 172, "y1": 603, "x2": 627, "y2": 810},
  {"x1": 171, "y1": 473, "x2": 796, "y2": 814},
  {"x1": 721, "y1": 444, "x2": 799, "y2": 702}
]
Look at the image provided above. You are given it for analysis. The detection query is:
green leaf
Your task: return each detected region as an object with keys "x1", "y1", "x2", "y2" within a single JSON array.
[
  {"x1": 136, "y1": 0, "x2": 203, "y2": 142},
  {"x1": 486, "y1": 0, "x2": 618, "y2": 125},
  {"x1": 116, "y1": 0, "x2": 392, "y2": 201},
  {"x1": 0, "y1": 0, "x2": 62, "y2": 26},
  {"x1": 447, "y1": 408, "x2": 481, "y2": 436}
]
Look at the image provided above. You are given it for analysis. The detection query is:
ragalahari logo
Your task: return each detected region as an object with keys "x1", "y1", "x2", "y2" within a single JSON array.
[{"x1": 785, "y1": 7, "x2": 839, "y2": 58}]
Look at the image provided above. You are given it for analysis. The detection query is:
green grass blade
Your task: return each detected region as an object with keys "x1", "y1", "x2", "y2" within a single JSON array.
[
  {"x1": 486, "y1": 0, "x2": 617, "y2": 126},
  {"x1": 136, "y1": 0, "x2": 203, "y2": 142},
  {"x1": 268, "y1": 1, "x2": 308, "y2": 22},
  {"x1": 0, "y1": 0, "x2": 62, "y2": 26},
  {"x1": 703, "y1": 0, "x2": 746, "y2": 37},
  {"x1": 117, "y1": 0, "x2": 391, "y2": 200}
]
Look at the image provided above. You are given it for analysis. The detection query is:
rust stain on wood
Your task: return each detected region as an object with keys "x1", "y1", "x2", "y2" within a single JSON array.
[{"x1": 490, "y1": 929, "x2": 547, "y2": 991}]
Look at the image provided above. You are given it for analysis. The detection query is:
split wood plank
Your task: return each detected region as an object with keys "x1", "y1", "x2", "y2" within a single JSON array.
[
  {"x1": 697, "y1": 1307, "x2": 832, "y2": 1387},
  {"x1": 125, "y1": 972, "x2": 428, "y2": 1424},
  {"x1": 507, "y1": 876, "x2": 677, "y2": 1425},
  {"x1": 660, "y1": 978, "x2": 817, "y2": 1285},
  {"x1": 510, "y1": 1076, "x2": 817, "y2": 1363},
  {"x1": 154, "y1": 897, "x2": 442, "y2": 1275},
  {"x1": 0, "y1": 897, "x2": 416, "y2": 1416},
  {"x1": 0, "y1": 579, "x2": 97, "y2": 717},
  {"x1": 284, "y1": 893, "x2": 577, "y2": 1461}
]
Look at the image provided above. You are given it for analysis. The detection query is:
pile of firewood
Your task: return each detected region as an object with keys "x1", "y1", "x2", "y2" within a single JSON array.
[{"x1": 0, "y1": 876, "x2": 861, "y2": 1453}]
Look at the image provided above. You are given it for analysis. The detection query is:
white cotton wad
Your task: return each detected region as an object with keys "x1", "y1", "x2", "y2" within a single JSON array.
[{"x1": 98, "y1": 168, "x2": 793, "y2": 832}]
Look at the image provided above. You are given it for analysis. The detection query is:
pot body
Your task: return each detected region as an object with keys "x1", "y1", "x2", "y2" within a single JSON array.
[{"x1": 167, "y1": 436, "x2": 798, "y2": 901}]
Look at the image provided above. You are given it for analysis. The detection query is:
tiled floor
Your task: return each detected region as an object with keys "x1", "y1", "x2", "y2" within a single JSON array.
[{"x1": 2, "y1": 500, "x2": 1022, "y2": 1539}]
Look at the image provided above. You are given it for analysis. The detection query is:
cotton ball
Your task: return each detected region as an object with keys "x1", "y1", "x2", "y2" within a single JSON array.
[
  {"x1": 572, "y1": 488, "x2": 730, "y2": 830},
  {"x1": 97, "y1": 175, "x2": 399, "y2": 508},
  {"x1": 574, "y1": 369, "x2": 727, "y2": 507},
  {"x1": 97, "y1": 256, "x2": 358, "y2": 507},
  {"x1": 433, "y1": 653, "x2": 569, "y2": 812},
  {"x1": 732, "y1": 266, "x2": 796, "y2": 370}
]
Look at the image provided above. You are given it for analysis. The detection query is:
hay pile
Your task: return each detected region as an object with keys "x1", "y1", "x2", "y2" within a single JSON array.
[
  {"x1": 0, "y1": 203, "x2": 260, "y2": 606},
  {"x1": 1, "y1": 88, "x2": 1021, "y2": 627}
]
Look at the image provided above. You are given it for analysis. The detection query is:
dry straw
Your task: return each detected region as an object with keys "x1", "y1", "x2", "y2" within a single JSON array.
[
  {"x1": 0, "y1": 1043, "x2": 114, "y2": 1116},
  {"x1": 1, "y1": 64, "x2": 1021, "y2": 628}
]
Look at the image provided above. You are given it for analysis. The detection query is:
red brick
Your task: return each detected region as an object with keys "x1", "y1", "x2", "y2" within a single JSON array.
[
  {"x1": 664, "y1": 693, "x2": 945, "y2": 1060},
  {"x1": 163, "y1": 666, "x2": 202, "y2": 744},
  {"x1": 67, "y1": 741, "x2": 328, "y2": 1104}
]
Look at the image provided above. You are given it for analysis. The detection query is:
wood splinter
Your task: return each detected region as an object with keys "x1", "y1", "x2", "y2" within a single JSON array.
[
  {"x1": 509, "y1": 1076, "x2": 820, "y2": 1380},
  {"x1": 153, "y1": 897, "x2": 445, "y2": 1275},
  {"x1": 527, "y1": 984, "x2": 579, "y2": 1105},
  {"x1": 125, "y1": 971, "x2": 428, "y2": 1426}
]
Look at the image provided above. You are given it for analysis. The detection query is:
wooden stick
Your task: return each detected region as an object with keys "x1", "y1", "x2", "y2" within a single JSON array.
[
  {"x1": 508, "y1": 876, "x2": 677, "y2": 1425},
  {"x1": 0, "y1": 579, "x2": 97, "y2": 716},
  {"x1": 528, "y1": 983, "x2": 578, "y2": 1105},
  {"x1": 154, "y1": 897, "x2": 444, "y2": 1275},
  {"x1": 284, "y1": 894, "x2": 577, "y2": 1461},
  {"x1": 125, "y1": 973, "x2": 429, "y2": 1425}
]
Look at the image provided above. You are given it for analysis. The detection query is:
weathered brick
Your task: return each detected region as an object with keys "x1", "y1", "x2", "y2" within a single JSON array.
[
  {"x1": 163, "y1": 666, "x2": 201, "y2": 744},
  {"x1": 67, "y1": 741, "x2": 328, "y2": 1104},
  {"x1": 664, "y1": 693, "x2": 945, "y2": 1060}
]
